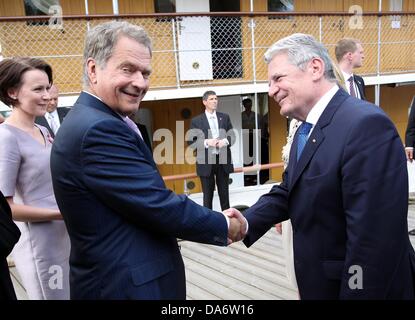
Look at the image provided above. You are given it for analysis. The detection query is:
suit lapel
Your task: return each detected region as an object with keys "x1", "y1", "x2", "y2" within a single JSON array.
[
  {"x1": 289, "y1": 89, "x2": 349, "y2": 189},
  {"x1": 290, "y1": 127, "x2": 325, "y2": 188},
  {"x1": 354, "y1": 76, "x2": 365, "y2": 100},
  {"x1": 37, "y1": 115, "x2": 54, "y2": 138},
  {"x1": 202, "y1": 113, "x2": 211, "y2": 138},
  {"x1": 57, "y1": 109, "x2": 65, "y2": 123}
]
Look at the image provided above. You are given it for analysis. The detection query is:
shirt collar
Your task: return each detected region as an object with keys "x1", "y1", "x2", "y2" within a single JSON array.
[
  {"x1": 205, "y1": 110, "x2": 217, "y2": 119},
  {"x1": 342, "y1": 70, "x2": 353, "y2": 81},
  {"x1": 83, "y1": 90, "x2": 103, "y2": 102},
  {"x1": 48, "y1": 109, "x2": 58, "y2": 117},
  {"x1": 305, "y1": 85, "x2": 339, "y2": 127}
]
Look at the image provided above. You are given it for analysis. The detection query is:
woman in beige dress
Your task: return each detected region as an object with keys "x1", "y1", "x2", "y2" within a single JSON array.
[{"x1": 0, "y1": 58, "x2": 70, "y2": 299}]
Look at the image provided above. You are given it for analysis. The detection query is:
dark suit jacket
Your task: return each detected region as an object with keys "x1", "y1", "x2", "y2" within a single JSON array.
[
  {"x1": 0, "y1": 191, "x2": 20, "y2": 300},
  {"x1": 188, "y1": 112, "x2": 235, "y2": 177},
  {"x1": 51, "y1": 92, "x2": 228, "y2": 299},
  {"x1": 405, "y1": 96, "x2": 415, "y2": 148},
  {"x1": 35, "y1": 107, "x2": 70, "y2": 138},
  {"x1": 243, "y1": 89, "x2": 415, "y2": 299},
  {"x1": 353, "y1": 74, "x2": 366, "y2": 100}
]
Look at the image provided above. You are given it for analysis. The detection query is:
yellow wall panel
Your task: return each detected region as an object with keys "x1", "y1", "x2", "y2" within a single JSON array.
[
  {"x1": 87, "y1": 0, "x2": 114, "y2": 14},
  {"x1": 118, "y1": 0, "x2": 154, "y2": 14},
  {"x1": 0, "y1": 1, "x2": 24, "y2": 16},
  {"x1": 60, "y1": 0, "x2": 85, "y2": 15},
  {"x1": 380, "y1": 84, "x2": 415, "y2": 143}
]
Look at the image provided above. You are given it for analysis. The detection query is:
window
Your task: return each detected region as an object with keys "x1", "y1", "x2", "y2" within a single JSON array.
[
  {"x1": 24, "y1": 0, "x2": 60, "y2": 26},
  {"x1": 154, "y1": 0, "x2": 175, "y2": 13},
  {"x1": 268, "y1": 0, "x2": 294, "y2": 19},
  {"x1": 154, "y1": 0, "x2": 175, "y2": 22}
]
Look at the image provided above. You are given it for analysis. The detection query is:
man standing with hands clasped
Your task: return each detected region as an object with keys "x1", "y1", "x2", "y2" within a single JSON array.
[
  {"x1": 188, "y1": 91, "x2": 235, "y2": 211},
  {"x1": 50, "y1": 21, "x2": 246, "y2": 300},
  {"x1": 226, "y1": 33, "x2": 415, "y2": 299}
]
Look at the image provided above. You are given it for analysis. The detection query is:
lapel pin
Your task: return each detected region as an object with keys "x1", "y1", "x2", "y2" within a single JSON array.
[{"x1": 312, "y1": 139, "x2": 316, "y2": 143}]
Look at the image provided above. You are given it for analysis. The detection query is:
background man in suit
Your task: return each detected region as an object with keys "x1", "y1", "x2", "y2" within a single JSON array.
[
  {"x1": 35, "y1": 85, "x2": 70, "y2": 137},
  {"x1": 50, "y1": 21, "x2": 244, "y2": 300},
  {"x1": 0, "y1": 190, "x2": 20, "y2": 300},
  {"x1": 335, "y1": 38, "x2": 366, "y2": 100},
  {"x1": 226, "y1": 33, "x2": 415, "y2": 299},
  {"x1": 405, "y1": 96, "x2": 415, "y2": 236},
  {"x1": 189, "y1": 91, "x2": 235, "y2": 211}
]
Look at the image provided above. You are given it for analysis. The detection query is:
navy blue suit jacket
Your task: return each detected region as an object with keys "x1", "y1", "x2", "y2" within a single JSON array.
[
  {"x1": 243, "y1": 89, "x2": 415, "y2": 299},
  {"x1": 51, "y1": 92, "x2": 228, "y2": 299},
  {"x1": 354, "y1": 74, "x2": 366, "y2": 100}
]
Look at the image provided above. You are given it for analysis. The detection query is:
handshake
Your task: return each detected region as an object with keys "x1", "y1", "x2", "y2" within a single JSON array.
[{"x1": 223, "y1": 208, "x2": 247, "y2": 245}]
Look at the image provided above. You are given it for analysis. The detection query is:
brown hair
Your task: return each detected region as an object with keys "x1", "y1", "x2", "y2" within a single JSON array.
[
  {"x1": 335, "y1": 38, "x2": 361, "y2": 62},
  {"x1": 0, "y1": 57, "x2": 53, "y2": 107}
]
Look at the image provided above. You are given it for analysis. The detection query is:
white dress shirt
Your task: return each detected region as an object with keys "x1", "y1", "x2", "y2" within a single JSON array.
[{"x1": 46, "y1": 110, "x2": 60, "y2": 134}]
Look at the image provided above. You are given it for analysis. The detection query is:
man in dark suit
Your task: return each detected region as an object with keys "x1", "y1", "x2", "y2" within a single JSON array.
[
  {"x1": 405, "y1": 96, "x2": 415, "y2": 236},
  {"x1": 0, "y1": 190, "x2": 20, "y2": 300},
  {"x1": 188, "y1": 91, "x2": 235, "y2": 211},
  {"x1": 226, "y1": 33, "x2": 415, "y2": 299},
  {"x1": 35, "y1": 85, "x2": 70, "y2": 138},
  {"x1": 50, "y1": 21, "x2": 244, "y2": 300},
  {"x1": 335, "y1": 38, "x2": 366, "y2": 100}
]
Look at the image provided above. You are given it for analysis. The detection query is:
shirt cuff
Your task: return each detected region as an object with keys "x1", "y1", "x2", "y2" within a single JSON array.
[
  {"x1": 405, "y1": 147, "x2": 414, "y2": 150},
  {"x1": 204, "y1": 139, "x2": 209, "y2": 149},
  {"x1": 220, "y1": 211, "x2": 230, "y2": 228},
  {"x1": 221, "y1": 138, "x2": 229, "y2": 146}
]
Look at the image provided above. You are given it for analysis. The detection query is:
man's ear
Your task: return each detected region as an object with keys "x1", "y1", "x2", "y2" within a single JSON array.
[
  {"x1": 86, "y1": 58, "x2": 98, "y2": 85},
  {"x1": 309, "y1": 57, "x2": 325, "y2": 81}
]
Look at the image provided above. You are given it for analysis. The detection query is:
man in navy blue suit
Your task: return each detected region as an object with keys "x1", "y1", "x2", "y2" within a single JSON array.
[
  {"x1": 50, "y1": 21, "x2": 245, "y2": 300},
  {"x1": 226, "y1": 33, "x2": 415, "y2": 299}
]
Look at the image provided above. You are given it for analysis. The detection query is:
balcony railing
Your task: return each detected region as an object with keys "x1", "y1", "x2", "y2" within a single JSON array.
[{"x1": 1, "y1": 12, "x2": 414, "y2": 95}]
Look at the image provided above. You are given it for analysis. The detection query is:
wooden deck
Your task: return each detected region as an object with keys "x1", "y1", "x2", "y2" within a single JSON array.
[{"x1": 10, "y1": 201, "x2": 415, "y2": 300}]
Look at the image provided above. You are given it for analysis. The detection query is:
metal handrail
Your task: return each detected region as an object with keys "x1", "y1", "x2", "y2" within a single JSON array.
[{"x1": 162, "y1": 162, "x2": 283, "y2": 182}]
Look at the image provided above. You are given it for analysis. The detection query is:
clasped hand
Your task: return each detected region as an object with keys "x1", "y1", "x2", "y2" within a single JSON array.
[
  {"x1": 207, "y1": 138, "x2": 227, "y2": 148},
  {"x1": 223, "y1": 208, "x2": 247, "y2": 245}
]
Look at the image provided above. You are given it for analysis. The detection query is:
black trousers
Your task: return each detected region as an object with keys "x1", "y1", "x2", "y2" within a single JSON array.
[{"x1": 200, "y1": 162, "x2": 230, "y2": 211}]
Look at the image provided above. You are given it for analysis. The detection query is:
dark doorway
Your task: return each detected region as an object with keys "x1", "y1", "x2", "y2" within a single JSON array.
[{"x1": 209, "y1": 0, "x2": 242, "y2": 79}]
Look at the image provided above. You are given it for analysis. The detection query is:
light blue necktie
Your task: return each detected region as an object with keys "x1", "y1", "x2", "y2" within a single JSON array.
[{"x1": 296, "y1": 122, "x2": 313, "y2": 161}]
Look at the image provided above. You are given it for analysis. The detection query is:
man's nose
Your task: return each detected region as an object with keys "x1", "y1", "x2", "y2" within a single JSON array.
[
  {"x1": 132, "y1": 72, "x2": 148, "y2": 87},
  {"x1": 268, "y1": 83, "x2": 279, "y2": 97}
]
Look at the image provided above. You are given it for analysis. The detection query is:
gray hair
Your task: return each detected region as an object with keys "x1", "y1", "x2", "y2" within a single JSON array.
[
  {"x1": 82, "y1": 21, "x2": 152, "y2": 88},
  {"x1": 264, "y1": 33, "x2": 336, "y2": 81}
]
